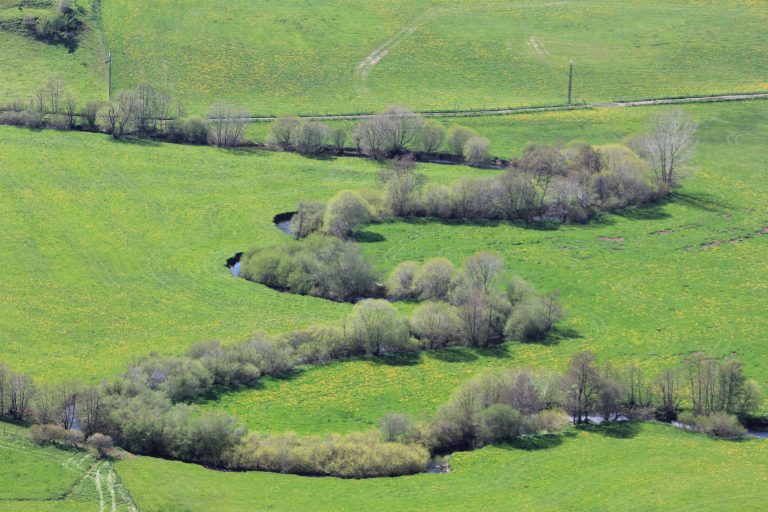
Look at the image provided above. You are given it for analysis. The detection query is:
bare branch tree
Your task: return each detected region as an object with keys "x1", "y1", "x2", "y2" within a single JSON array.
[
  {"x1": 207, "y1": 102, "x2": 249, "y2": 147},
  {"x1": 640, "y1": 108, "x2": 697, "y2": 185}
]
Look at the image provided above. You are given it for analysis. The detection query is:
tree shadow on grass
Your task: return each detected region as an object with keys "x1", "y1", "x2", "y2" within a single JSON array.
[
  {"x1": 581, "y1": 421, "x2": 642, "y2": 439},
  {"x1": 353, "y1": 231, "x2": 386, "y2": 243},
  {"x1": 617, "y1": 204, "x2": 671, "y2": 221},
  {"x1": 475, "y1": 345, "x2": 511, "y2": 358},
  {"x1": 191, "y1": 368, "x2": 307, "y2": 404},
  {"x1": 671, "y1": 191, "x2": 732, "y2": 213},
  {"x1": 428, "y1": 348, "x2": 479, "y2": 363},
  {"x1": 541, "y1": 327, "x2": 582, "y2": 346},
  {"x1": 111, "y1": 137, "x2": 162, "y2": 147},
  {"x1": 390, "y1": 216, "x2": 563, "y2": 232},
  {"x1": 371, "y1": 352, "x2": 422, "y2": 367},
  {"x1": 503, "y1": 432, "x2": 573, "y2": 451}
]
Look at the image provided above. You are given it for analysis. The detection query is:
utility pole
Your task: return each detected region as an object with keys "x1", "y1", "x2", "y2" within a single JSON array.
[
  {"x1": 567, "y1": 60, "x2": 574, "y2": 105},
  {"x1": 107, "y1": 52, "x2": 112, "y2": 100}
]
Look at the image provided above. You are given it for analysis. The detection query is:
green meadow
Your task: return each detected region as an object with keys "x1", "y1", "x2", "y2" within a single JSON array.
[
  {"x1": 116, "y1": 423, "x2": 768, "y2": 512},
  {"x1": 99, "y1": 0, "x2": 768, "y2": 115},
  {"x1": 1, "y1": 101, "x2": 766, "y2": 430},
  {"x1": 0, "y1": 0, "x2": 107, "y2": 107},
  {"x1": 2, "y1": 1, "x2": 768, "y2": 510},
  {"x1": 2, "y1": 1, "x2": 766, "y2": 114},
  {"x1": 0, "y1": 423, "x2": 135, "y2": 511}
]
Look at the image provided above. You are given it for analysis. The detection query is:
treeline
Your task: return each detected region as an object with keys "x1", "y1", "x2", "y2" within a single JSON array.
[
  {"x1": 0, "y1": 343, "x2": 428, "y2": 477},
  {"x1": 1, "y1": 349, "x2": 762, "y2": 478},
  {"x1": 289, "y1": 136, "x2": 684, "y2": 233},
  {"x1": 392, "y1": 351, "x2": 765, "y2": 455},
  {"x1": 0, "y1": 79, "x2": 493, "y2": 165},
  {"x1": 0, "y1": 1, "x2": 87, "y2": 50},
  {"x1": 0, "y1": 250, "x2": 567, "y2": 478},
  {"x1": 241, "y1": 247, "x2": 565, "y2": 347},
  {"x1": 266, "y1": 106, "x2": 496, "y2": 165},
  {"x1": 1, "y1": 76, "x2": 697, "y2": 188}
]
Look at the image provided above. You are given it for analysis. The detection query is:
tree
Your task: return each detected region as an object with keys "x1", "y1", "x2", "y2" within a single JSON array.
[
  {"x1": 101, "y1": 90, "x2": 139, "y2": 138},
  {"x1": 562, "y1": 352, "x2": 600, "y2": 424},
  {"x1": 461, "y1": 252, "x2": 503, "y2": 295},
  {"x1": 386, "y1": 261, "x2": 420, "y2": 299},
  {"x1": 518, "y1": 144, "x2": 565, "y2": 207},
  {"x1": 490, "y1": 171, "x2": 539, "y2": 221},
  {"x1": 380, "y1": 413, "x2": 414, "y2": 442},
  {"x1": 447, "y1": 126, "x2": 476, "y2": 158},
  {"x1": 8, "y1": 372, "x2": 35, "y2": 422},
  {"x1": 348, "y1": 300, "x2": 409, "y2": 355},
  {"x1": 310, "y1": 237, "x2": 378, "y2": 301},
  {"x1": 80, "y1": 101, "x2": 100, "y2": 131},
  {"x1": 331, "y1": 127, "x2": 347, "y2": 154},
  {"x1": 410, "y1": 301, "x2": 462, "y2": 348},
  {"x1": 87, "y1": 433, "x2": 114, "y2": 459},
  {"x1": 412, "y1": 257, "x2": 455, "y2": 301},
  {"x1": 291, "y1": 200, "x2": 325, "y2": 239},
  {"x1": 418, "y1": 119, "x2": 446, "y2": 156},
  {"x1": 81, "y1": 386, "x2": 106, "y2": 437},
  {"x1": 421, "y1": 183, "x2": 453, "y2": 218},
  {"x1": 354, "y1": 116, "x2": 391, "y2": 157},
  {"x1": 207, "y1": 102, "x2": 249, "y2": 147},
  {"x1": 290, "y1": 121, "x2": 330, "y2": 154},
  {"x1": 379, "y1": 157, "x2": 425, "y2": 216},
  {"x1": 322, "y1": 190, "x2": 372, "y2": 238},
  {"x1": 46, "y1": 76, "x2": 64, "y2": 115},
  {"x1": 463, "y1": 136, "x2": 491, "y2": 166},
  {"x1": 655, "y1": 367, "x2": 681, "y2": 421},
  {"x1": 639, "y1": 108, "x2": 697, "y2": 185},
  {"x1": 267, "y1": 117, "x2": 300, "y2": 150},
  {"x1": 381, "y1": 105, "x2": 423, "y2": 155},
  {"x1": 451, "y1": 177, "x2": 491, "y2": 219},
  {"x1": 56, "y1": 380, "x2": 82, "y2": 430},
  {"x1": 457, "y1": 290, "x2": 509, "y2": 347},
  {"x1": 64, "y1": 94, "x2": 77, "y2": 127},
  {"x1": 477, "y1": 404, "x2": 532, "y2": 444},
  {"x1": 504, "y1": 293, "x2": 563, "y2": 341},
  {"x1": 0, "y1": 363, "x2": 7, "y2": 417},
  {"x1": 135, "y1": 81, "x2": 171, "y2": 134}
]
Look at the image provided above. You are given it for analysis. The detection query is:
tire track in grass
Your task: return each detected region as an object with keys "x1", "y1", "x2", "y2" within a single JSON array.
[
  {"x1": 355, "y1": 8, "x2": 436, "y2": 93},
  {"x1": 95, "y1": 464, "x2": 105, "y2": 512}
]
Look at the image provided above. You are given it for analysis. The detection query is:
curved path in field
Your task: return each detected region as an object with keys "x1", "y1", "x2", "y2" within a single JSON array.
[{"x1": 241, "y1": 92, "x2": 768, "y2": 122}]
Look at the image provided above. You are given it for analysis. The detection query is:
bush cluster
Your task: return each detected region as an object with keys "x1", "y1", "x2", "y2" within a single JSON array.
[
  {"x1": 4, "y1": 348, "x2": 764, "y2": 480},
  {"x1": 289, "y1": 142, "x2": 663, "y2": 232},
  {"x1": 266, "y1": 107, "x2": 493, "y2": 163},
  {"x1": 427, "y1": 369, "x2": 569, "y2": 452},
  {"x1": 226, "y1": 431, "x2": 429, "y2": 478},
  {"x1": 677, "y1": 411, "x2": 746, "y2": 439},
  {"x1": 22, "y1": 0, "x2": 87, "y2": 49},
  {"x1": 239, "y1": 235, "x2": 378, "y2": 301}
]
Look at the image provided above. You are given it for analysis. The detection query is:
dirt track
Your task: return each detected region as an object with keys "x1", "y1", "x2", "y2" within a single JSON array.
[{"x1": 241, "y1": 92, "x2": 768, "y2": 122}]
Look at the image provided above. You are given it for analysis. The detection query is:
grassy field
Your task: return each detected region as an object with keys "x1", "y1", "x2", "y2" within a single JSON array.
[
  {"x1": 0, "y1": 422, "x2": 136, "y2": 511},
  {"x1": 98, "y1": 0, "x2": 768, "y2": 115},
  {"x1": 210, "y1": 101, "x2": 768, "y2": 434},
  {"x1": 2, "y1": 1, "x2": 766, "y2": 115},
  {"x1": 1, "y1": 102, "x2": 766, "y2": 398},
  {"x1": 0, "y1": 0, "x2": 107, "y2": 107},
  {"x1": 0, "y1": 126, "x2": 480, "y2": 381},
  {"x1": 116, "y1": 423, "x2": 768, "y2": 511}
]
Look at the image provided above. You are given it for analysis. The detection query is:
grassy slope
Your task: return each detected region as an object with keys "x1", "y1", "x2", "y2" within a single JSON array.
[
  {"x1": 203, "y1": 101, "x2": 768, "y2": 434},
  {"x1": 1, "y1": 103, "x2": 767, "y2": 396},
  {"x1": 0, "y1": 127, "x2": 482, "y2": 381},
  {"x1": 0, "y1": 1, "x2": 106, "y2": 107},
  {"x1": 117, "y1": 423, "x2": 768, "y2": 512},
  {"x1": 100, "y1": 0, "x2": 768, "y2": 115},
  {"x1": 0, "y1": 423, "x2": 136, "y2": 511},
  {"x1": 0, "y1": 423, "x2": 94, "y2": 501}
]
